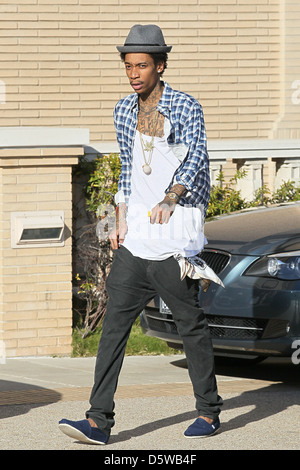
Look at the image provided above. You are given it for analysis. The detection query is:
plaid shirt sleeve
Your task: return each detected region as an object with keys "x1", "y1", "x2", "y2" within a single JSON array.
[
  {"x1": 113, "y1": 94, "x2": 138, "y2": 203},
  {"x1": 167, "y1": 96, "x2": 210, "y2": 214}
]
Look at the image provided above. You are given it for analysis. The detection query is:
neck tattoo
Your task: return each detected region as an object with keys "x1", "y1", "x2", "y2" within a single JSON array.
[
  {"x1": 139, "y1": 109, "x2": 159, "y2": 175},
  {"x1": 137, "y1": 82, "x2": 165, "y2": 175}
]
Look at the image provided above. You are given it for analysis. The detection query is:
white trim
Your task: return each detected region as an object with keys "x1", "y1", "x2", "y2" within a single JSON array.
[
  {"x1": 0, "y1": 127, "x2": 89, "y2": 148},
  {"x1": 85, "y1": 139, "x2": 300, "y2": 160}
]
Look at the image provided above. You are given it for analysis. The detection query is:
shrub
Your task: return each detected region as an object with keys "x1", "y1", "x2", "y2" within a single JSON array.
[
  {"x1": 270, "y1": 180, "x2": 300, "y2": 204},
  {"x1": 206, "y1": 170, "x2": 248, "y2": 218},
  {"x1": 73, "y1": 154, "x2": 121, "y2": 338}
]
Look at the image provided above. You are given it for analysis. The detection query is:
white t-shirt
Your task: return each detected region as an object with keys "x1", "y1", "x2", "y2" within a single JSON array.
[{"x1": 122, "y1": 131, "x2": 205, "y2": 261}]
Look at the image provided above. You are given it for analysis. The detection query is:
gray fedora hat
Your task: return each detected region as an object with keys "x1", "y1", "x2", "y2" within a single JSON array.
[{"x1": 117, "y1": 24, "x2": 172, "y2": 54}]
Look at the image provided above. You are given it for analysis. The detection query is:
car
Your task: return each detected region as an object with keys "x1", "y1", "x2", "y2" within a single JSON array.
[{"x1": 140, "y1": 202, "x2": 300, "y2": 361}]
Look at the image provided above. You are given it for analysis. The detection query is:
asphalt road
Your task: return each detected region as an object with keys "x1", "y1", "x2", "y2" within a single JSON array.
[{"x1": 0, "y1": 354, "x2": 299, "y2": 452}]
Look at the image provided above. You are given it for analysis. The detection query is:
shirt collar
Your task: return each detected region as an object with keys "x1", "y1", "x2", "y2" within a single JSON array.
[{"x1": 157, "y1": 81, "x2": 173, "y2": 112}]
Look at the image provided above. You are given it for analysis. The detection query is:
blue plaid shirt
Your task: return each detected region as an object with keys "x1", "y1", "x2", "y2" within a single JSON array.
[{"x1": 113, "y1": 81, "x2": 210, "y2": 214}]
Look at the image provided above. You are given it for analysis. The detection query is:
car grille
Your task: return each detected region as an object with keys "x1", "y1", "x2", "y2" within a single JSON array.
[
  {"x1": 143, "y1": 310, "x2": 289, "y2": 341},
  {"x1": 199, "y1": 249, "x2": 230, "y2": 274},
  {"x1": 206, "y1": 314, "x2": 267, "y2": 339}
]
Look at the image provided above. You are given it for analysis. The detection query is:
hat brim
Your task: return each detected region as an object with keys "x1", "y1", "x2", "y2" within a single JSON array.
[{"x1": 117, "y1": 45, "x2": 172, "y2": 54}]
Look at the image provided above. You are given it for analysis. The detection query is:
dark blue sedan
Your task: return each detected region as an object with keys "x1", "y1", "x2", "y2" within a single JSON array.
[{"x1": 140, "y1": 202, "x2": 300, "y2": 361}]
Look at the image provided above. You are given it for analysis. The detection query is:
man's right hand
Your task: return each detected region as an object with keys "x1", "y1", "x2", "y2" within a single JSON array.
[
  {"x1": 109, "y1": 203, "x2": 128, "y2": 250},
  {"x1": 109, "y1": 220, "x2": 128, "y2": 250}
]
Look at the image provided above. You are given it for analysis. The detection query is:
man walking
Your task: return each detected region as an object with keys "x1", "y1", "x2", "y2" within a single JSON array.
[{"x1": 59, "y1": 24, "x2": 222, "y2": 445}]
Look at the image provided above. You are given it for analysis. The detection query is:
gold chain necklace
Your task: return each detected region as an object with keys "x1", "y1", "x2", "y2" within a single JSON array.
[{"x1": 139, "y1": 109, "x2": 159, "y2": 175}]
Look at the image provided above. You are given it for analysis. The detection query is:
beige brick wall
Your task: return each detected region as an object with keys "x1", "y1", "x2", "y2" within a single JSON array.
[
  {"x1": 0, "y1": 0, "x2": 282, "y2": 142},
  {"x1": 0, "y1": 147, "x2": 82, "y2": 357}
]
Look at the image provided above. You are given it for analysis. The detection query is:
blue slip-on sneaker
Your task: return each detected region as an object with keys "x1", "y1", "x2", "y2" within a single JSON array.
[
  {"x1": 58, "y1": 419, "x2": 109, "y2": 445},
  {"x1": 184, "y1": 417, "x2": 220, "y2": 438}
]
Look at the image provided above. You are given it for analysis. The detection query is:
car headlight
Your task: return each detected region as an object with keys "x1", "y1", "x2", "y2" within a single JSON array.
[{"x1": 244, "y1": 252, "x2": 300, "y2": 280}]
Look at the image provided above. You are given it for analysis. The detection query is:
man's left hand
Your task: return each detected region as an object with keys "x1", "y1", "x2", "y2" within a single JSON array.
[{"x1": 150, "y1": 197, "x2": 176, "y2": 224}]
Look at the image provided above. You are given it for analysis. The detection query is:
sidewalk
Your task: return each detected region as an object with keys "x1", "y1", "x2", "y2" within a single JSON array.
[{"x1": 0, "y1": 355, "x2": 299, "y2": 450}]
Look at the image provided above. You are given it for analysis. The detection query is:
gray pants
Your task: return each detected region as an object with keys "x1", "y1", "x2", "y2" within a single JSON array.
[{"x1": 86, "y1": 246, "x2": 222, "y2": 436}]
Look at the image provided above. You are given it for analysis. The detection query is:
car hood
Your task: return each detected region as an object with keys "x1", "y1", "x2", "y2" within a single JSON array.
[{"x1": 204, "y1": 203, "x2": 300, "y2": 256}]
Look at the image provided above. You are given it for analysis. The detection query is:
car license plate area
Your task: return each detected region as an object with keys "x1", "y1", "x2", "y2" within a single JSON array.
[{"x1": 159, "y1": 298, "x2": 171, "y2": 314}]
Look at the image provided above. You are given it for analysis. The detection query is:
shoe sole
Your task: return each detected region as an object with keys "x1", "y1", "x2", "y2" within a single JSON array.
[
  {"x1": 184, "y1": 427, "x2": 220, "y2": 439},
  {"x1": 58, "y1": 423, "x2": 107, "y2": 445}
]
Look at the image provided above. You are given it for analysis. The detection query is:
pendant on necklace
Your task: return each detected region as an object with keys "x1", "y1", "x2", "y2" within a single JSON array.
[
  {"x1": 142, "y1": 164, "x2": 152, "y2": 175},
  {"x1": 144, "y1": 141, "x2": 154, "y2": 152}
]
